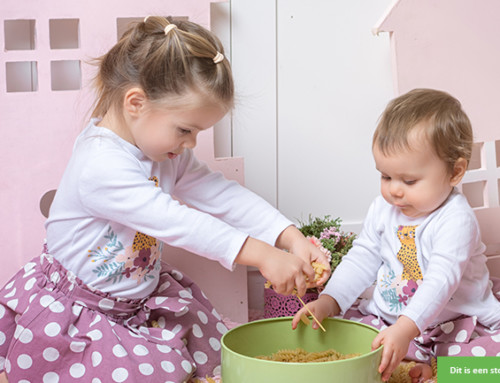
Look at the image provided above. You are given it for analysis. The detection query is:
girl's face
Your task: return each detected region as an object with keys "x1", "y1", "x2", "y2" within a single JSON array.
[
  {"x1": 373, "y1": 129, "x2": 461, "y2": 218},
  {"x1": 126, "y1": 93, "x2": 227, "y2": 162}
]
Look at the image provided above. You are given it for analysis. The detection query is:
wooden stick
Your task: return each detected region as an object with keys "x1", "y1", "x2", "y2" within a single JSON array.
[{"x1": 296, "y1": 295, "x2": 326, "y2": 332}]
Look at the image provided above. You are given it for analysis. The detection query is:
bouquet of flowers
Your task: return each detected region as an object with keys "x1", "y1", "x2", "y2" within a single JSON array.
[{"x1": 298, "y1": 215, "x2": 357, "y2": 287}]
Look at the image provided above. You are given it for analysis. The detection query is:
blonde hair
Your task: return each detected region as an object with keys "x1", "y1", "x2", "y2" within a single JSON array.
[
  {"x1": 373, "y1": 88, "x2": 473, "y2": 172},
  {"x1": 91, "y1": 16, "x2": 233, "y2": 117}
]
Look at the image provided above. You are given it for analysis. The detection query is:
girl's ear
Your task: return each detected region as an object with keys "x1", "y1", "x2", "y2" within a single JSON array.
[
  {"x1": 450, "y1": 157, "x2": 468, "y2": 186},
  {"x1": 123, "y1": 88, "x2": 147, "y2": 117}
]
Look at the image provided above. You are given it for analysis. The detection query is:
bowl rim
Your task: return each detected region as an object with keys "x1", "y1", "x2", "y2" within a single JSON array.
[{"x1": 221, "y1": 316, "x2": 383, "y2": 366}]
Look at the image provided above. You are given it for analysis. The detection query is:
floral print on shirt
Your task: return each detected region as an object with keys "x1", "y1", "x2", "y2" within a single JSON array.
[{"x1": 379, "y1": 225, "x2": 423, "y2": 313}]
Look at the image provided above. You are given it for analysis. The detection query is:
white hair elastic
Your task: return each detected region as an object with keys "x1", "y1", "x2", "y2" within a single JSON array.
[
  {"x1": 164, "y1": 24, "x2": 177, "y2": 35},
  {"x1": 213, "y1": 51, "x2": 224, "y2": 64},
  {"x1": 144, "y1": 16, "x2": 150, "y2": 23}
]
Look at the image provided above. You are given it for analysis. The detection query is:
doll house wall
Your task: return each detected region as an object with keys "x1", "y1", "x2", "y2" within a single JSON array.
[
  {"x1": 0, "y1": 0, "x2": 249, "y2": 323},
  {"x1": 374, "y1": 0, "x2": 500, "y2": 276}
]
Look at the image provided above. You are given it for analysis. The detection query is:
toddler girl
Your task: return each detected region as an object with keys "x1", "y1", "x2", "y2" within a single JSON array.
[
  {"x1": 0, "y1": 16, "x2": 328, "y2": 382},
  {"x1": 293, "y1": 88, "x2": 500, "y2": 382}
]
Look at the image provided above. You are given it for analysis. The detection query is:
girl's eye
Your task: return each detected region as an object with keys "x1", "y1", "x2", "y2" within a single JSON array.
[
  {"x1": 404, "y1": 180, "x2": 417, "y2": 185},
  {"x1": 178, "y1": 128, "x2": 191, "y2": 135},
  {"x1": 381, "y1": 175, "x2": 391, "y2": 181}
]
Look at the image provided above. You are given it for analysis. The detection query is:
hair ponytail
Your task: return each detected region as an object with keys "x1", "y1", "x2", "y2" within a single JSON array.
[{"x1": 92, "y1": 16, "x2": 233, "y2": 118}]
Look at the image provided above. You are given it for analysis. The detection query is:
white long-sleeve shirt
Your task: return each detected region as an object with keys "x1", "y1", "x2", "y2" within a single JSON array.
[
  {"x1": 322, "y1": 190, "x2": 500, "y2": 332},
  {"x1": 46, "y1": 119, "x2": 292, "y2": 299}
]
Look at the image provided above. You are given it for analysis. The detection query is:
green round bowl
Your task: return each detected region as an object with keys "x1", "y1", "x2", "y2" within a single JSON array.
[{"x1": 221, "y1": 317, "x2": 382, "y2": 383}]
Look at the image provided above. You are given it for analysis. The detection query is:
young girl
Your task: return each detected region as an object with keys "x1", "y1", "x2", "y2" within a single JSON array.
[
  {"x1": 292, "y1": 88, "x2": 500, "y2": 382},
  {"x1": 0, "y1": 16, "x2": 329, "y2": 382}
]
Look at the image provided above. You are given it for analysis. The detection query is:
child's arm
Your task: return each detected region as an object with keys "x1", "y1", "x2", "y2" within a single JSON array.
[
  {"x1": 275, "y1": 225, "x2": 331, "y2": 286},
  {"x1": 290, "y1": 294, "x2": 340, "y2": 329},
  {"x1": 234, "y1": 236, "x2": 315, "y2": 297},
  {"x1": 372, "y1": 315, "x2": 420, "y2": 382}
]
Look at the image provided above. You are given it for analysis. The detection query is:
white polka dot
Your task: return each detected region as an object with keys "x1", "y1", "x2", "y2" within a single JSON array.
[
  {"x1": 92, "y1": 351, "x2": 102, "y2": 367},
  {"x1": 14, "y1": 325, "x2": 24, "y2": 340},
  {"x1": 17, "y1": 354, "x2": 32, "y2": 369},
  {"x1": 113, "y1": 344, "x2": 128, "y2": 357},
  {"x1": 155, "y1": 316, "x2": 166, "y2": 328},
  {"x1": 133, "y1": 345, "x2": 149, "y2": 356},
  {"x1": 440, "y1": 321, "x2": 454, "y2": 334},
  {"x1": 448, "y1": 345, "x2": 462, "y2": 355},
  {"x1": 43, "y1": 347, "x2": 60, "y2": 362},
  {"x1": 178, "y1": 299, "x2": 190, "y2": 305},
  {"x1": 161, "y1": 329, "x2": 175, "y2": 341},
  {"x1": 161, "y1": 360, "x2": 175, "y2": 373},
  {"x1": 90, "y1": 315, "x2": 102, "y2": 327},
  {"x1": 455, "y1": 329, "x2": 468, "y2": 342},
  {"x1": 43, "y1": 372, "x2": 60, "y2": 383},
  {"x1": 40, "y1": 295, "x2": 55, "y2": 308},
  {"x1": 371, "y1": 318, "x2": 380, "y2": 326},
  {"x1": 70, "y1": 363, "x2": 85, "y2": 378},
  {"x1": 49, "y1": 301, "x2": 65, "y2": 314},
  {"x1": 4, "y1": 287, "x2": 16, "y2": 298},
  {"x1": 4, "y1": 358, "x2": 10, "y2": 373},
  {"x1": 211, "y1": 308, "x2": 221, "y2": 320},
  {"x1": 491, "y1": 333, "x2": 500, "y2": 342},
  {"x1": 415, "y1": 350, "x2": 429, "y2": 361},
  {"x1": 98, "y1": 298, "x2": 115, "y2": 311},
  {"x1": 70, "y1": 341, "x2": 86, "y2": 353},
  {"x1": 18, "y1": 328, "x2": 33, "y2": 344},
  {"x1": 139, "y1": 363, "x2": 154, "y2": 375},
  {"x1": 72, "y1": 305, "x2": 83, "y2": 316},
  {"x1": 212, "y1": 365, "x2": 221, "y2": 376},
  {"x1": 87, "y1": 329, "x2": 103, "y2": 341},
  {"x1": 50, "y1": 272, "x2": 61, "y2": 284},
  {"x1": 68, "y1": 324, "x2": 79, "y2": 337},
  {"x1": 171, "y1": 270, "x2": 183, "y2": 281},
  {"x1": 192, "y1": 324, "x2": 203, "y2": 338},
  {"x1": 24, "y1": 262, "x2": 36, "y2": 274},
  {"x1": 209, "y1": 337, "x2": 221, "y2": 351},
  {"x1": 157, "y1": 344, "x2": 172, "y2": 354},
  {"x1": 7, "y1": 299, "x2": 18, "y2": 310},
  {"x1": 155, "y1": 297, "x2": 168, "y2": 305},
  {"x1": 472, "y1": 346, "x2": 486, "y2": 356},
  {"x1": 0, "y1": 332, "x2": 6, "y2": 346},
  {"x1": 0, "y1": 305, "x2": 5, "y2": 319},
  {"x1": 216, "y1": 322, "x2": 228, "y2": 335},
  {"x1": 179, "y1": 290, "x2": 193, "y2": 299},
  {"x1": 92, "y1": 379, "x2": 102, "y2": 383},
  {"x1": 112, "y1": 367, "x2": 129, "y2": 382},
  {"x1": 197, "y1": 311, "x2": 208, "y2": 324},
  {"x1": 181, "y1": 360, "x2": 193, "y2": 374},
  {"x1": 44, "y1": 322, "x2": 61, "y2": 337},
  {"x1": 194, "y1": 351, "x2": 208, "y2": 364},
  {"x1": 24, "y1": 277, "x2": 36, "y2": 291},
  {"x1": 158, "y1": 281, "x2": 171, "y2": 293}
]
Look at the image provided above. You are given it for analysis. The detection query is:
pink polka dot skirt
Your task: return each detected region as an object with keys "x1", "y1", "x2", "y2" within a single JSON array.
[
  {"x1": 343, "y1": 280, "x2": 500, "y2": 362},
  {"x1": 0, "y1": 252, "x2": 228, "y2": 382}
]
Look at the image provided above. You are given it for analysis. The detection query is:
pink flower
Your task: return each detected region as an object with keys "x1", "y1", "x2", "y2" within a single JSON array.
[{"x1": 402, "y1": 280, "x2": 419, "y2": 297}]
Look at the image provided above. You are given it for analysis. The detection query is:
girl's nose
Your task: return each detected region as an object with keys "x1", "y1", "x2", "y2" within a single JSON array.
[
  {"x1": 390, "y1": 182, "x2": 403, "y2": 198},
  {"x1": 183, "y1": 136, "x2": 197, "y2": 149}
]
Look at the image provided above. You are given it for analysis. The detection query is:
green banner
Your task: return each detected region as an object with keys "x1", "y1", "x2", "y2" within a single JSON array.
[{"x1": 438, "y1": 357, "x2": 500, "y2": 382}]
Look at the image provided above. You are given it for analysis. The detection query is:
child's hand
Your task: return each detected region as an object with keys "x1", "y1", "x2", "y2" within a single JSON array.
[
  {"x1": 235, "y1": 237, "x2": 314, "y2": 296},
  {"x1": 371, "y1": 316, "x2": 420, "y2": 382},
  {"x1": 291, "y1": 294, "x2": 340, "y2": 330},
  {"x1": 276, "y1": 226, "x2": 331, "y2": 288}
]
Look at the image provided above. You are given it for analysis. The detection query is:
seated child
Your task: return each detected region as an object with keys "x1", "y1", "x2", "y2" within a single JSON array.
[{"x1": 293, "y1": 88, "x2": 500, "y2": 382}]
